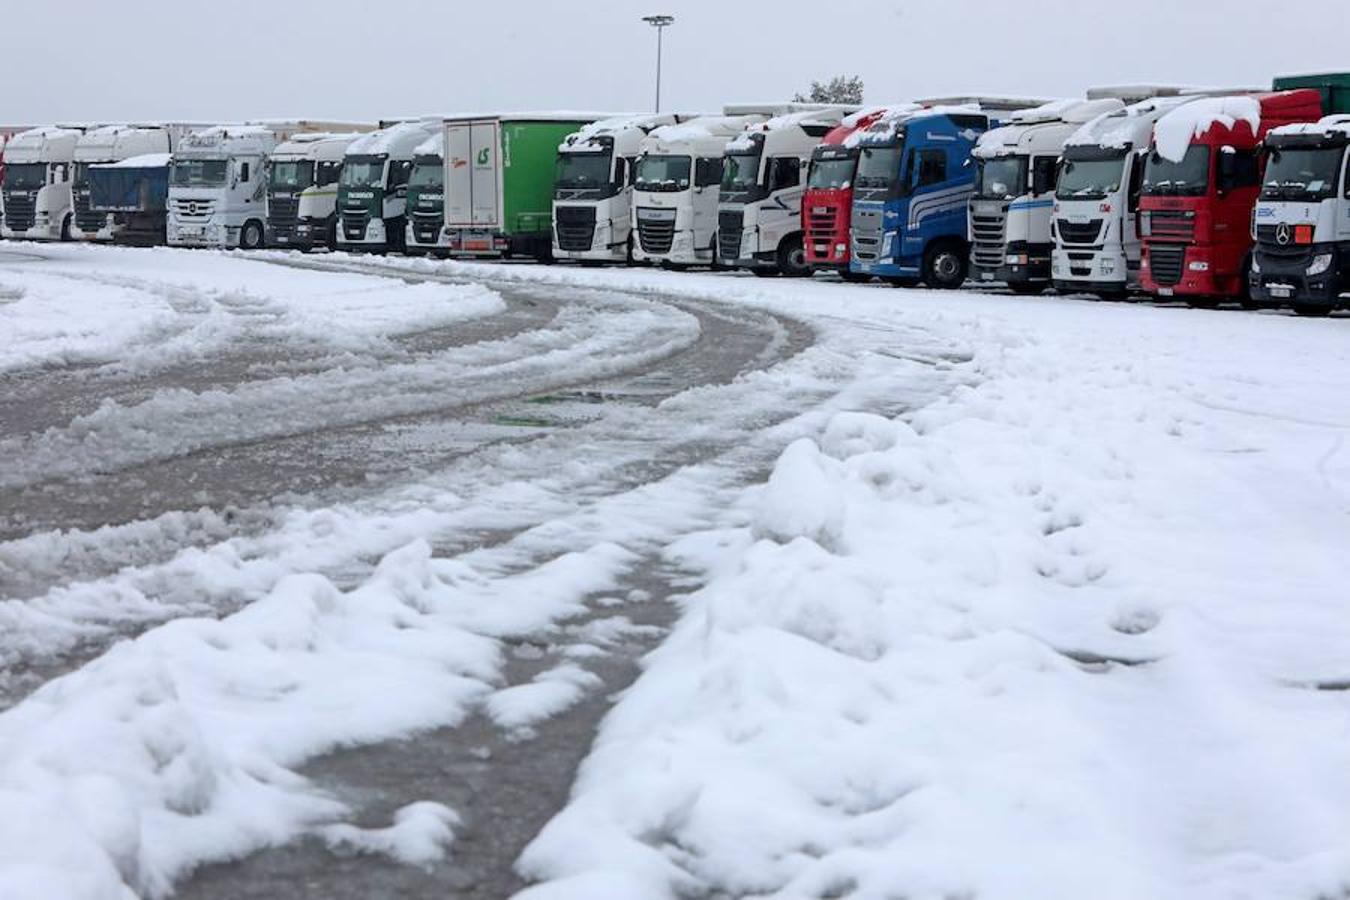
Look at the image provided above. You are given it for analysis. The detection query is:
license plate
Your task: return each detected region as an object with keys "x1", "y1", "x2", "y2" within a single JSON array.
[
  {"x1": 275, "y1": 236, "x2": 289, "y2": 243},
  {"x1": 813, "y1": 206, "x2": 829, "y2": 214},
  {"x1": 858, "y1": 263, "x2": 871, "y2": 271},
  {"x1": 980, "y1": 272, "x2": 994, "y2": 281},
  {"x1": 1158, "y1": 287, "x2": 1174, "y2": 296},
  {"x1": 1268, "y1": 284, "x2": 1293, "y2": 298}
]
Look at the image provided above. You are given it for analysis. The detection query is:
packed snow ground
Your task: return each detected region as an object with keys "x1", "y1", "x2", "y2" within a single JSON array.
[{"x1": 1, "y1": 244, "x2": 1349, "y2": 899}]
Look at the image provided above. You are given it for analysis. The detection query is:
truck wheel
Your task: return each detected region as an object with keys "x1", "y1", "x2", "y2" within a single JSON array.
[
  {"x1": 60, "y1": 214, "x2": 72, "y2": 242},
  {"x1": 776, "y1": 235, "x2": 811, "y2": 277},
  {"x1": 326, "y1": 217, "x2": 338, "y2": 252},
  {"x1": 239, "y1": 220, "x2": 264, "y2": 250},
  {"x1": 922, "y1": 243, "x2": 967, "y2": 290}
]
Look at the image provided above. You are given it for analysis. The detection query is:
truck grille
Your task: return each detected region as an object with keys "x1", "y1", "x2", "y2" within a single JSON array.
[
  {"x1": 1253, "y1": 224, "x2": 1312, "y2": 261},
  {"x1": 806, "y1": 204, "x2": 839, "y2": 243},
  {"x1": 1148, "y1": 244, "x2": 1185, "y2": 286},
  {"x1": 268, "y1": 195, "x2": 299, "y2": 240},
  {"x1": 3, "y1": 193, "x2": 35, "y2": 231},
  {"x1": 636, "y1": 208, "x2": 676, "y2": 255},
  {"x1": 1148, "y1": 210, "x2": 1195, "y2": 242},
  {"x1": 850, "y1": 206, "x2": 884, "y2": 262},
  {"x1": 717, "y1": 209, "x2": 743, "y2": 261},
  {"x1": 341, "y1": 208, "x2": 369, "y2": 241},
  {"x1": 1056, "y1": 218, "x2": 1103, "y2": 245},
  {"x1": 74, "y1": 188, "x2": 105, "y2": 232},
  {"x1": 971, "y1": 213, "x2": 1007, "y2": 268},
  {"x1": 173, "y1": 198, "x2": 216, "y2": 220},
  {"x1": 412, "y1": 210, "x2": 442, "y2": 244},
  {"x1": 554, "y1": 204, "x2": 596, "y2": 252}
]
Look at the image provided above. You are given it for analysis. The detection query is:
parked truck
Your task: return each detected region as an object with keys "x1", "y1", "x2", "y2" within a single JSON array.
[
  {"x1": 1, "y1": 126, "x2": 83, "y2": 241},
  {"x1": 405, "y1": 132, "x2": 451, "y2": 256},
  {"x1": 86, "y1": 153, "x2": 171, "y2": 245},
  {"x1": 336, "y1": 120, "x2": 439, "y2": 254},
  {"x1": 1051, "y1": 95, "x2": 1198, "y2": 297},
  {"x1": 717, "y1": 106, "x2": 856, "y2": 276},
  {"x1": 848, "y1": 107, "x2": 997, "y2": 287},
  {"x1": 1139, "y1": 90, "x2": 1325, "y2": 306},
  {"x1": 969, "y1": 98, "x2": 1125, "y2": 293},
  {"x1": 72, "y1": 125, "x2": 196, "y2": 241},
  {"x1": 803, "y1": 106, "x2": 913, "y2": 277},
  {"x1": 169, "y1": 121, "x2": 367, "y2": 250},
  {"x1": 633, "y1": 107, "x2": 812, "y2": 267},
  {"x1": 267, "y1": 132, "x2": 363, "y2": 251},
  {"x1": 442, "y1": 114, "x2": 607, "y2": 260},
  {"x1": 552, "y1": 114, "x2": 691, "y2": 264}
]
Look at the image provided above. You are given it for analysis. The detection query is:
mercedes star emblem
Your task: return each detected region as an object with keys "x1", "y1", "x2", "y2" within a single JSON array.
[{"x1": 1275, "y1": 223, "x2": 1292, "y2": 246}]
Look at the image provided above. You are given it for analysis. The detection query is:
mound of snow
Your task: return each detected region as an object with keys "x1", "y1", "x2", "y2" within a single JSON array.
[{"x1": 1154, "y1": 96, "x2": 1260, "y2": 162}]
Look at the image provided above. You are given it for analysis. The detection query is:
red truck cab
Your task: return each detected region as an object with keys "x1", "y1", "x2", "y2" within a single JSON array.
[
  {"x1": 803, "y1": 108, "x2": 891, "y2": 276},
  {"x1": 1139, "y1": 90, "x2": 1324, "y2": 304}
]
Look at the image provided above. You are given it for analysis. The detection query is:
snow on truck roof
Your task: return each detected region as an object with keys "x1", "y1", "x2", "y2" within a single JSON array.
[
  {"x1": 1268, "y1": 114, "x2": 1350, "y2": 139},
  {"x1": 726, "y1": 107, "x2": 856, "y2": 151},
  {"x1": 974, "y1": 98, "x2": 1125, "y2": 157},
  {"x1": 346, "y1": 121, "x2": 439, "y2": 156},
  {"x1": 559, "y1": 114, "x2": 699, "y2": 153},
  {"x1": 1065, "y1": 95, "x2": 1198, "y2": 150},
  {"x1": 413, "y1": 131, "x2": 444, "y2": 157},
  {"x1": 1152, "y1": 96, "x2": 1262, "y2": 162},
  {"x1": 95, "y1": 153, "x2": 172, "y2": 169},
  {"x1": 844, "y1": 104, "x2": 987, "y2": 148},
  {"x1": 646, "y1": 115, "x2": 767, "y2": 144}
]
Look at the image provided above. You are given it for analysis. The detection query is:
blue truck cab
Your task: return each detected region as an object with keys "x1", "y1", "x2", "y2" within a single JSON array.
[{"x1": 848, "y1": 109, "x2": 995, "y2": 287}]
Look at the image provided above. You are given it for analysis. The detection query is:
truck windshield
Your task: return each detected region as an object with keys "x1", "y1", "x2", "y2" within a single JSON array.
[
  {"x1": 721, "y1": 152, "x2": 763, "y2": 198},
  {"x1": 2, "y1": 163, "x2": 45, "y2": 190},
  {"x1": 855, "y1": 147, "x2": 901, "y2": 192},
  {"x1": 1142, "y1": 146, "x2": 1209, "y2": 197},
  {"x1": 270, "y1": 160, "x2": 314, "y2": 190},
  {"x1": 171, "y1": 159, "x2": 228, "y2": 187},
  {"x1": 808, "y1": 157, "x2": 856, "y2": 190},
  {"x1": 634, "y1": 154, "x2": 690, "y2": 192},
  {"x1": 975, "y1": 156, "x2": 1027, "y2": 200},
  {"x1": 1260, "y1": 147, "x2": 1344, "y2": 201},
  {"x1": 409, "y1": 159, "x2": 443, "y2": 189},
  {"x1": 1056, "y1": 155, "x2": 1126, "y2": 200},
  {"x1": 555, "y1": 152, "x2": 612, "y2": 191},
  {"x1": 340, "y1": 156, "x2": 386, "y2": 189}
]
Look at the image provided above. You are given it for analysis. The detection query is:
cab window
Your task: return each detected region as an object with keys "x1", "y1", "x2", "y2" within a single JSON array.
[
  {"x1": 769, "y1": 157, "x2": 801, "y2": 191},
  {"x1": 317, "y1": 161, "x2": 341, "y2": 186},
  {"x1": 695, "y1": 157, "x2": 723, "y2": 187}
]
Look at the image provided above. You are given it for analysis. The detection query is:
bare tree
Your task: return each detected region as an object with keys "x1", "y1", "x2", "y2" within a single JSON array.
[{"x1": 794, "y1": 76, "x2": 864, "y2": 105}]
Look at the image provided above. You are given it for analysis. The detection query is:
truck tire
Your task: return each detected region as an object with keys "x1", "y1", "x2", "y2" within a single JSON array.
[
  {"x1": 60, "y1": 214, "x2": 72, "y2": 242},
  {"x1": 776, "y1": 234, "x2": 811, "y2": 277},
  {"x1": 239, "y1": 220, "x2": 264, "y2": 250},
  {"x1": 326, "y1": 216, "x2": 338, "y2": 252},
  {"x1": 922, "y1": 242, "x2": 967, "y2": 290}
]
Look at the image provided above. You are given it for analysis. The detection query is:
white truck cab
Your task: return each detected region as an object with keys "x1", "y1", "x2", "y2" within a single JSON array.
[
  {"x1": 970, "y1": 98, "x2": 1125, "y2": 293},
  {"x1": 632, "y1": 106, "x2": 806, "y2": 266},
  {"x1": 1, "y1": 126, "x2": 83, "y2": 241},
  {"x1": 718, "y1": 106, "x2": 856, "y2": 275},
  {"x1": 335, "y1": 120, "x2": 440, "y2": 254},
  {"x1": 72, "y1": 125, "x2": 188, "y2": 241},
  {"x1": 168, "y1": 125, "x2": 277, "y2": 249},
  {"x1": 1051, "y1": 96, "x2": 1197, "y2": 297},
  {"x1": 553, "y1": 113, "x2": 692, "y2": 263},
  {"x1": 266, "y1": 132, "x2": 363, "y2": 251}
]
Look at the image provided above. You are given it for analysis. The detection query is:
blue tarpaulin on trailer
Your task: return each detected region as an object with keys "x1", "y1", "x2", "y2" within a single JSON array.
[{"x1": 88, "y1": 165, "x2": 169, "y2": 213}]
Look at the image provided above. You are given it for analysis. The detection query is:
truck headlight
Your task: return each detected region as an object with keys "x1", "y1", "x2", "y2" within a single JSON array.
[
  {"x1": 1138, "y1": 212, "x2": 1151, "y2": 237},
  {"x1": 881, "y1": 232, "x2": 895, "y2": 256},
  {"x1": 1006, "y1": 253, "x2": 1028, "y2": 265},
  {"x1": 1307, "y1": 253, "x2": 1333, "y2": 277},
  {"x1": 1249, "y1": 255, "x2": 1260, "y2": 274},
  {"x1": 1188, "y1": 260, "x2": 1210, "y2": 272}
]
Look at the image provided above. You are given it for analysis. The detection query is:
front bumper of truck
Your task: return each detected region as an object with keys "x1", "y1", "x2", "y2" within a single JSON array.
[{"x1": 1250, "y1": 243, "x2": 1346, "y2": 309}]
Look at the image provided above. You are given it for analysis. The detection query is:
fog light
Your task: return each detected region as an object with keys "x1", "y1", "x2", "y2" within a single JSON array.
[
  {"x1": 835, "y1": 242, "x2": 846, "y2": 254},
  {"x1": 1308, "y1": 253, "x2": 1333, "y2": 277},
  {"x1": 1006, "y1": 253, "x2": 1028, "y2": 265},
  {"x1": 1188, "y1": 260, "x2": 1210, "y2": 272}
]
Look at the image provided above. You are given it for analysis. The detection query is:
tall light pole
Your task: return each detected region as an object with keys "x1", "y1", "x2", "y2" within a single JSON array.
[{"x1": 642, "y1": 14, "x2": 674, "y2": 113}]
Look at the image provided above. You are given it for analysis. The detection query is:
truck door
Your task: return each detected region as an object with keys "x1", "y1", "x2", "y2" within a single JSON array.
[
  {"x1": 470, "y1": 120, "x2": 500, "y2": 228},
  {"x1": 692, "y1": 156, "x2": 722, "y2": 251},
  {"x1": 445, "y1": 124, "x2": 474, "y2": 227}
]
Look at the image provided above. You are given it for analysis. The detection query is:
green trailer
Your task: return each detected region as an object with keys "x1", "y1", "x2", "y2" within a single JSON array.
[
  {"x1": 442, "y1": 114, "x2": 608, "y2": 259},
  {"x1": 1273, "y1": 72, "x2": 1350, "y2": 114}
]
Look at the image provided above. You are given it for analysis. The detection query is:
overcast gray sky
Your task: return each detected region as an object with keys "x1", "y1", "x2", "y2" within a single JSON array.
[{"x1": 8, "y1": 0, "x2": 1348, "y2": 125}]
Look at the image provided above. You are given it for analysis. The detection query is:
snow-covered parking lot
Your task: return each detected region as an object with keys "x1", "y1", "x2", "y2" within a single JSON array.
[{"x1": 1, "y1": 243, "x2": 1349, "y2": 899}]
